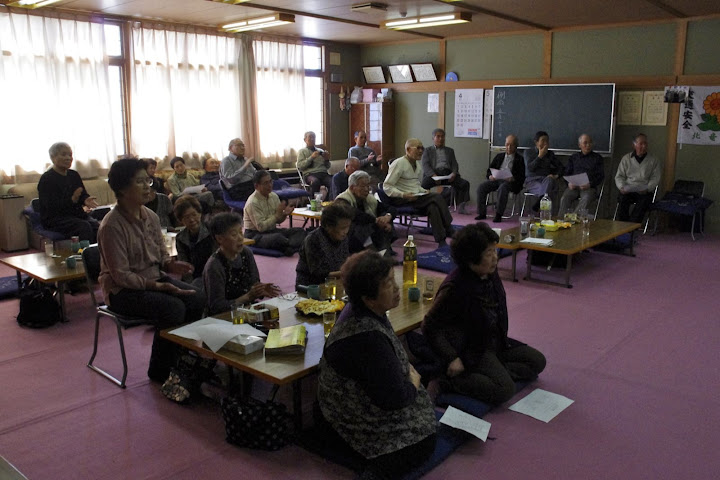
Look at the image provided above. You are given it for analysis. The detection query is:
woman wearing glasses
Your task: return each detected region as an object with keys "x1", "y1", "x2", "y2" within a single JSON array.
[{"x1": 98, "y1": 158, "x2": 206, "y2": 390}]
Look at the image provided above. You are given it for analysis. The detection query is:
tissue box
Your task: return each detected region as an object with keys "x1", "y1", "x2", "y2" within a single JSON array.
[{"x1": 220, "y1": 335, "x2": 265, "y2": 355}]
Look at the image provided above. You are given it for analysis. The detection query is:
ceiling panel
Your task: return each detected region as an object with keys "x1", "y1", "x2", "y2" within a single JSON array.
[
  {"x1": 23, "y1": 0, "x2": 720, "y2": 45},
  {"x1": 662, "y1": 0, "x2": 720, "y2": 17}
]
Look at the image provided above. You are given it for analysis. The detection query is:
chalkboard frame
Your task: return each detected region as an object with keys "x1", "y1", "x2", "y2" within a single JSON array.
[{"x1": 491, "y1": 83, "x2": 616, "y2": 154}]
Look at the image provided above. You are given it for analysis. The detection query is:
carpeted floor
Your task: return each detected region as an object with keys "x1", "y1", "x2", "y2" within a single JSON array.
[{"x1": 1, "y1": 213, "x2": 720, "y2": 480}]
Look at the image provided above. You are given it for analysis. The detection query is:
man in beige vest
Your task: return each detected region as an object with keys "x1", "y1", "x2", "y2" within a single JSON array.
[{"x1": 335, "y1": 170, "x2": 396, "y2": 256}]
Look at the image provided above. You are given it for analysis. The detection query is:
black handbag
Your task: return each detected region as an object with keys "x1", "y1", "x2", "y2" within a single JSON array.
[
  {"x1": 221, "y1": 387, "x2": 294, "y2": 451},
  {"x1": 16, "y1": 278, "x2": 61, "y2": 328}
]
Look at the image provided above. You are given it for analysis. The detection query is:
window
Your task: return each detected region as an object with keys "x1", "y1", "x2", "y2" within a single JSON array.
[{"x1": 304, "y1": 44, "x2": 324, "y2": 144}]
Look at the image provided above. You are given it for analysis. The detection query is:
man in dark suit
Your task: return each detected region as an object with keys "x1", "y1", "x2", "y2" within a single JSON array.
[
  {"x1": 420, "y1": 128, "x2": 471, "y2": 214},
  {"x1": 475, "y1": 134, "x2": 525, "y2": 222}
]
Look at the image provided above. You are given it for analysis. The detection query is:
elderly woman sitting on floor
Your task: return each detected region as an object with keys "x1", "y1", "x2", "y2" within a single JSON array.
[
  {"x1": 295, "y1": 202, "x2": 354, "y2": 288},
  {"x1": 422, "y1": 223, "x2": 546, "y2": 405},
  {"x1": 318, "y1": 250, "x2": 437, "y2": 480}
]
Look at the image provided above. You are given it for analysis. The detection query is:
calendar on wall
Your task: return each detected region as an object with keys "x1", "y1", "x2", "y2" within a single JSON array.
[{"x1": 454, "y1": 89, "x2": 484, "y2": 138}]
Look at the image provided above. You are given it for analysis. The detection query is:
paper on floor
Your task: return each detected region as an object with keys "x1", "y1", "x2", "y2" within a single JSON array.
[
  {"x1": 508, "y1": 388, "x2": 574, "y2": 423},
  {"x1": 439, "y1": 406, "x2": 491, "y2": 441}
]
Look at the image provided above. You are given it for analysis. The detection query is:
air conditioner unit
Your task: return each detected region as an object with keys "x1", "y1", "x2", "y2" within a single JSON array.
[{"x1": 351, "y1": 3, "x2": 388, "y2": 13}]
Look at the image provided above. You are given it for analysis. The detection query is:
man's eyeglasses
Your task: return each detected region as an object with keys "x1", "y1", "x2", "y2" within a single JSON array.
[
  {"x1": 136, "y1": 177, "x2": 153, "y2": 186},
  {"x1": 414, "y1": 146, "x2": 424, "y2": 151}
]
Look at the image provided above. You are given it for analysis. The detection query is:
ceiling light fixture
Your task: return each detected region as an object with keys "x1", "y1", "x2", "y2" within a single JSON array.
[
  {"x1": 220, "y1": 13, "x2": 295, "y2": 33},
  {"x1": 1, "y1": 0, "x2": 63, "y2": 8},
  {"x1": 382, "y1": 12, "x2": 471, "y2": 30}
]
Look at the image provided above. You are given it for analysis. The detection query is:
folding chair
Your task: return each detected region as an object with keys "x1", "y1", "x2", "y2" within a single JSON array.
[
  {"x1": 377, "y1": 183, "x2": 429, "y2": 236},
  {"x1": 613, "y1": 185, "x2": 658, "y2": 234},
  {"x1": 486, "y1": 190, "x2": 519, "y2": 219},
  {"x1": 650, "y1": 180, "x2": 712, "y2": 241},
  {"x1": 83, "y1": 245, "x2": 153, "y2": 388}
]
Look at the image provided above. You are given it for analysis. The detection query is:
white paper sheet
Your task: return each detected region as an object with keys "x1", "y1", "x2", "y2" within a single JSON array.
[
  {"x1": 182, "y1": 185, "x2": 205, "y2": 195},
  {"x1": 520, "y1": 238, "x2": 554, "y2": 246},
  {"x1": 432, "y1": 174, "x2": 452, "y2": 181},
  {"x1": 623, "y1": 184, "x2": 650, "y2": 193},
  {"x1": 508, "y1": 388, "x2": 574, "y2": 423},
  {"x1": 563, "y1": 172, "x2": 589, "y2": 187},
  {"x1": 293, "y1": 207, "x2": 323, "y2": 216},
  {"x1": 490, "y1": 168, "x2": 513, "y2": 180},
  {"x1": 256, "y1": 294, "x2": 301, "y2": 312},
  {"x1": 440, "y1": 406, "x2": 491, "y2": 441},
  {"x1": 168, "y1": 317, "x2": 267, "y2": 353}
]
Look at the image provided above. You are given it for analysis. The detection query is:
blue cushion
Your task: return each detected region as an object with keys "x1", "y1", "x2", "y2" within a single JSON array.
[
  {"x1": 22, "y1": 206, "x2": 66, "y2": 241},
  {"x1": 248, "y1": 246, "x2": 285, "y2": 257},
  {"x1": 297, "y1": 409, "x2": 473, "y2": 478},
  {"x1": 0, "y1": 275, "x2": 27, "y2": 300},
  {"x1": 417, "y1": 245, "x2": 512, "y2": 274}
]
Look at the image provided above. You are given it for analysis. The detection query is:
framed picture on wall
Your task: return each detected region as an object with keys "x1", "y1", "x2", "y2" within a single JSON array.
[
  {"x1": 362, "y1": 66, "x2": 385, "y2": 84},
  {"x1": 411, "y1": 63, "x2": 437, "y2": 82},
  {"x1": 388, "y1": 64, "x2": 414, "y2": 83}
]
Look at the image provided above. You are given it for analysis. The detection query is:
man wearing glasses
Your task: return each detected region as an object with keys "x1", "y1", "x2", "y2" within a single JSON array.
[{"x1": 382, "y1": 138, "x2": 454, "y2": 247}]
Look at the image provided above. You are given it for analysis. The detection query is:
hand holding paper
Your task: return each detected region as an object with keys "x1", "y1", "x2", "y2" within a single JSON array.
[{"x1": 490, "y1": 168, "x2": 513, "y2": 180}]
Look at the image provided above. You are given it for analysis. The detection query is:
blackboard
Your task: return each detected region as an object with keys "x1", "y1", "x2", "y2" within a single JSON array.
[{"x1": 492, "y1": 84, "x2": 615, "y2": 153}]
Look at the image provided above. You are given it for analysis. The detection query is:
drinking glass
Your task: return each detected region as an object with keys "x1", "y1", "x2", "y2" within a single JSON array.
[
  {"x1": 578, "y1": 208, "x2": 590, "y2": 236},
  {"x1": 422, "y1": 279, "x2": 435, "y2": 302},
  {"x1": 324, "y1": 277, "x2": 337, "y2": 301},
  {"x1": 323, "y1": 311, "x2": 336, "y2": 338},
  {"x1": 44, "y1": 240, "x2": 54, "y2": 257},
  {"x1": 231, "y1": 303, "x2": 244, "y2": 324}
]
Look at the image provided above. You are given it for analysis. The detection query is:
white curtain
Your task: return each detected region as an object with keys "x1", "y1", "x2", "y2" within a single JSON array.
[
  {"x1": 129, "y1": 25, "x2": 242, "y2": 167},
  {"x1": 0, "y1": 11, "x2": 116, "y2": 181},
  {"x1": 252, "y1": 38, "x2": 306, "y2": 165}
]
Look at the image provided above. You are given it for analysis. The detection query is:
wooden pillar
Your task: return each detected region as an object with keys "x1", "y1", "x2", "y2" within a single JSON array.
[
  {"x1": 665, "y1": 20, "x2": 688, "y2": 192},
  {"x1": 438, "y1": 40, "x2": 446, "y2": 130}
]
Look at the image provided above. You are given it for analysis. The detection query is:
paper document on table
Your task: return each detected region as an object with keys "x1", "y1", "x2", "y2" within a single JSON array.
[
  {"x1": 169, "y1": 317, "x2": 266, "y2": 353},
  {"x1": 432, "y1": 174, "x2": 452, "y2": 181},
  {"x1": 490, "y1": 168, "x2": 512, "y2": 180},
  {"x1": 623, "y1": 184, "x2": 649, "y2": 193},
  {"x1": 440, "y1": 406, "x2": 491, "y2": 441},
  {"x1": 294, "y1": 207, "x2": 322, "y2": 216},
  {"x1": 563, "y1": 173, "x2": 589, "y2": 186},
  {"x1": 182, "y1": 185, "x2": 205, "y2": 195},
  {"x1": 508, "y1": 389, "x2": 574, "y2": 423},
  {"x1": 520, "y1": 238, "x2": 554, "y2": 246},
  {"x1": 257, "y1": 294, "x2": 301, "y2": 312}
]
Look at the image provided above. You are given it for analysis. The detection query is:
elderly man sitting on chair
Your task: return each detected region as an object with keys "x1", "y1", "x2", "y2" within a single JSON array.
[
  {"x1": 421, "y1": 128, "x2": 470, "y2": 214},
  {"x1": 335, "y1": 170, "x2": 397, "y2": 256},
  {"x1": 384, "y1": 138, "x2": 454, "y2": 247},
  {"x1": 297, "y1": 130, "x2": 331, "y2": 200},
  {"x1": 558, "y1": 134, "x2": 605, "y2": 215}
]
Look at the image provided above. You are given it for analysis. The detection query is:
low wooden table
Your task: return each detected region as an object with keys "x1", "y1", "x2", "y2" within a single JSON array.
[
  {"x1": 289, "y1": 207, "x2": 322, "y2": 228},
  {"x1": 160, "y1": 268, "x2": 443, "y2": 427},
  {"x1": 496, "y1": 219, "x2": 642, "y2": 288},
  {"x1": 0, "y1": 252, "x2": 86, "y2": 321}
]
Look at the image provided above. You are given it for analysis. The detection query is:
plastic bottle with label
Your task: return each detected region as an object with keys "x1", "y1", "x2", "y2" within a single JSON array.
[
  {"x1": 403, "y1": 235, "x2": 417, "y2": 286},
  {"x1": 539, "y1": 194, "x2": 552, "y2": 221}
]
